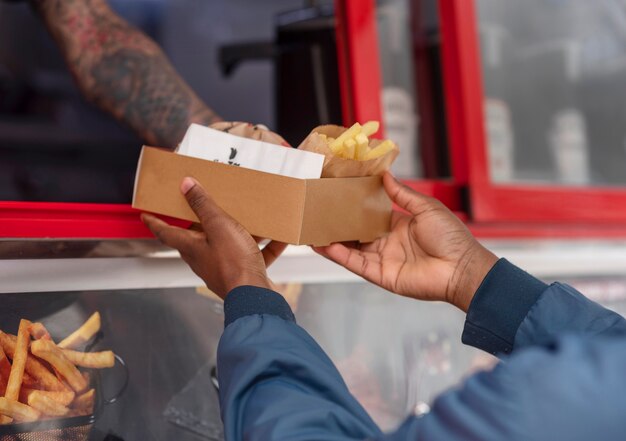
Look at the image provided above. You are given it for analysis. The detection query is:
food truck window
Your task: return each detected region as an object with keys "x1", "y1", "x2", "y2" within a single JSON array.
[
  {"x1": 376, "y1": 0, "x2": 450, "y2": 180},
  {"x1": 0, "y1": 0, "x2": 321, "y2": 203},
  {"x1": 478, "y1": 0, "x2": 626, "y2": 186}
]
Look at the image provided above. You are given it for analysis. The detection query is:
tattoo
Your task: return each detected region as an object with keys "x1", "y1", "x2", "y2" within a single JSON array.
[
  {"x1": 31, "y1": 0, "x2": 220, "y2": 147},
  {"x1": 90, "y1": 49, "x2": 194, "y2": 147}
]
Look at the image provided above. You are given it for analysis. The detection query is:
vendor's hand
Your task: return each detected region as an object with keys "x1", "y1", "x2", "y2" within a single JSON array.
[
  {"x1": 142, "y1": 178, "x2": 286, "y2": 299},
  {"x1": 314, "y1": 173, "x2": 497, "y2": 312}
]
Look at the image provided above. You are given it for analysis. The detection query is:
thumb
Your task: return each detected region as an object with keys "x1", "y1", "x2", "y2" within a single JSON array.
[
  {"x1": 383, "y1": 172, "x2": 432, "y2": 216},
  {"x1": 181, "y1": 177, "x2": 229, "y2": 229}
]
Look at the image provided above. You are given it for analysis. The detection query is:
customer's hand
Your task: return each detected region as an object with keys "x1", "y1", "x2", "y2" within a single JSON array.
[
  {"x1": 314, "y1": 173, "x2": 497, "y2": 311},
  {"x1": 142, "y1": 178, "x2": 286, "y2": 299}
]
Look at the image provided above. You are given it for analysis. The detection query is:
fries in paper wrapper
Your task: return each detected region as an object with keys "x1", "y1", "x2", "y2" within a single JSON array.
[{"x1": 297, "y1": 121, "x2": 399, "y2": 178}]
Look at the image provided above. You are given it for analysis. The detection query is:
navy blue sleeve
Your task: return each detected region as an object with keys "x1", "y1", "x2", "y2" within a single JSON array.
[
  {"x1": 380, "y1": 335, "x2": 626, "y2": 441},
  {"x1": 224, "y1": 285, "x2": 295, "y2": 327},
  {"x1": 217, "y1": 281, "x2": 626, "y2": 441},
  {"x1": 218, "y1": 286, "x2": 382, "y2": 441},
  {"x1": 462, "y1": 259, "x2": 626, "y2": 355}
]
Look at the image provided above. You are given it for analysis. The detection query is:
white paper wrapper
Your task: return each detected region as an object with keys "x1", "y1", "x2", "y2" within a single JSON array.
[
  {"x1": 176, "y1": 123, "x2": 324, "y2": 179},
  {"x1": 297, "y1": 125, "x2": 400, "y2": 178}
]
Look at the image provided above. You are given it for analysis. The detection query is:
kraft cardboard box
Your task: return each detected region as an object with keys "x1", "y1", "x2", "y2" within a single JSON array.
[{"x1": 132, "y1": 147, "x2": 392, "y2": 246}]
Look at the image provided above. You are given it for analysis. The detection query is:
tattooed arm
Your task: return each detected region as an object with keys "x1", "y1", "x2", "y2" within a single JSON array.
[{"x1": 30, "y1": 0, "x2": 220, "y2": 147}]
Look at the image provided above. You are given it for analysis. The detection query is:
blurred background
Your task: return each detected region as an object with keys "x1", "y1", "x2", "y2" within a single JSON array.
[{"x1": 2, "y1": 0, "x2": 626, "y2": 440}]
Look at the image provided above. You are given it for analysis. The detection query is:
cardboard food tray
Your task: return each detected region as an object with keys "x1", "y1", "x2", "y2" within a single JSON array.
[{"x1": 133, "y1": 147, "x2": 392, "y2": 246}]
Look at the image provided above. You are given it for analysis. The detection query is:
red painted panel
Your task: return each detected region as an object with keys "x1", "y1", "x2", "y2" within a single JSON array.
[
  {"x1": 442, "y1": 0, "x2": 626, "y2": 224},
  {"x1": 335, "y1": 0, "x2": 385, "y2": 133},
  {"x1": 472, "y1": 186, "x2": 626, "y2": 224},
  {"x1": 401, "y1": 179, "x2": 462, "y2": 212},
  {"x1": 438, "y1": 0, "x2": 488, "y2": 186},
  {"x1": 0, "y1": 202, "x2": 188, "y2": 239},
  {"x1": 470, "y1": 223, "x2": 626, "y2": 239}
]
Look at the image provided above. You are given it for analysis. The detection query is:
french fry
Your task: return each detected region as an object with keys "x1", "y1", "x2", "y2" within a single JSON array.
[
  {"x1": 67, "y1": 407, "x2": 91, "y2": 418},
  {"x1": 21, "y1": 372, "x2": 39, "y2": 389},
  {"x1": 361, "y1": 120, "x2": 380, "y2": 137},
  {"x1": 0, "y1": 333, "x2": 64, "y2": 392},
  {"x1": 81, "y1": 371, "x2": 91, "y2": 386},
  {"x1": 311, "y1": 120, "x2": 397, "y2": 169},
  {"x1": 30, "y1": 340, "x2": 88, "y2": 393},
  {"x1": 0, "y1": 346, "x2": 12, "y2": 385},
  {"x1": 0, "y1": 355, "x2": 8, "y2": 423},
  {"x1": 363, "y1": 139, "x2": 396, "y2": 160},
  {"x1": 27, "y1": 322, "x2": 52, "y2": 341},
  {"x1": 5, "y1": 321, "x2": 29, "y2": 401},
  {"x1": 0, "y1": 311, "x2": 114, "y2": 425},
  {"x1": 0, "y1": 397, "x2": 40, "y2": 422},
  {"x1": 355, "y1": 133, "x2": 369, "y2": 160},
  {"x1": 20, "y1": 388, "x2": 74, "y2": 407},
  {"x1": 329, "y1": 122, "x2": 361, "y2": 153},
  {"x1": 27, "y1": 391, "x2": 69, "y2": 417},
  {"x1": 71, "y1": 389, "x2": 95, "y2": 413},
  {"x1": 24, "y1": 358, "x2": 64, "y2": 392},
  {"x1": 61, "y1": 349, "x2": 114, "y2": 369},
  {"x1": 58, "y1": 312, "x2": 101, "y2": 349},
  {"x1": 343, "y1": 139, "x2": 356, "y2": 160}
]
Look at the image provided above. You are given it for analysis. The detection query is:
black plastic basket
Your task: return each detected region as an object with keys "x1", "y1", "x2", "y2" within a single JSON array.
[{"x1": 0, "y1": 354, "x2": 127, "y2": 441}]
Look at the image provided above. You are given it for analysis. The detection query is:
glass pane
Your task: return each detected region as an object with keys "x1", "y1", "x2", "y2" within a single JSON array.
[
  {"x1": 376, "y1": 0, "x2": 450, "y2": 179},
  {"x1": 3, "y1": 277, "x2": 625, "y2": 437},
  {"x1": 478, "y1": 0, "x2": 626, "y2": 186},
  {"x1": 0, "y1": 283, "x2": 487, "y2": 437}
]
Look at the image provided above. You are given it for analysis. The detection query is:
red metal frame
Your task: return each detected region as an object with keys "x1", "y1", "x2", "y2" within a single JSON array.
[
  {"x1": 402, "y1": 180, "x2": 461, "y2": 210},
  {"x1": 3, "y1": 0, "x2": 626, "y2": 240},
  {"x1": 0, "y1": 202, "x2": 188, "y2": 239},
  {"x1": 469, "y1": 223, "x2": 626, "y2": 239},
  {"x1": 438, "y1": 0, "x2": 481, "y2": 187},
  {"x1": 440, "y1": 0, "x2": 626, "y2": 224},
  {"x1": 334, "y1": 0, "x2": 385, "y2": 132},
  {"x1": 334, "y1": 0, "x2": 463, "y2": 213}
]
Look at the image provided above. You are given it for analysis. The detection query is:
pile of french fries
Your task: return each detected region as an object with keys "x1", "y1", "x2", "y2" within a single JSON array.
[
  {"x1": 316, "y1": 121, "x2": 395, "y2": 161},
  {"x1": 0, "y1": 312, "x2": 114, "y2": 424}
]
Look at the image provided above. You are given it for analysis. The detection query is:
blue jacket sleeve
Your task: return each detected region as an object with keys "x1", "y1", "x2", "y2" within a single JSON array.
[
  {"x1": 217, "y1": 286, "x2": 383, "y2": 441},
  {"x1": 462, "y1": 259, "x2": 626, "y2": 355},
  {"x1": 379, "y1": 333, "x2": 626, "y2": 441},
  {"x1": 217, "y1": 264, "x2": 626, "y2": 441}
]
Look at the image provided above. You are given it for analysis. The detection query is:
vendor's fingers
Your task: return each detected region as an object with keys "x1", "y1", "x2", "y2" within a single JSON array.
[
  {"x1": 181, "y1": 177, "x2": 235, "y2": 231},
  {"x1": 141, "y1": 213, "x2": 196, "y2": 254},
  {"x1": 262, "y1": 241, "x2": 288, "y2": 267}
]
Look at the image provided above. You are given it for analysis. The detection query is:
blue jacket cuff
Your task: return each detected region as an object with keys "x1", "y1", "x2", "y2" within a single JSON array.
[
  {"x1": 223, "y1": 285, "x2": 295, "y2": 328},
  {"x1": 461, "y1": 259, "x2": 547, "y2": 355}
]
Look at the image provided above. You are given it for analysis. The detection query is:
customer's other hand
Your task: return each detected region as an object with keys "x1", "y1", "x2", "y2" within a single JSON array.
[
  {"x1": 142, "y1": 178, "x2": 286, "y2": 299},
  {"x1": 314, "y1": 173, "x2": 497, "y2": 311}
]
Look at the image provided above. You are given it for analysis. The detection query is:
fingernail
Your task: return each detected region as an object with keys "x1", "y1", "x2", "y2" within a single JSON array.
[{"x1": 181, "y1": 177, "x2": 196, "y2": 195}]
